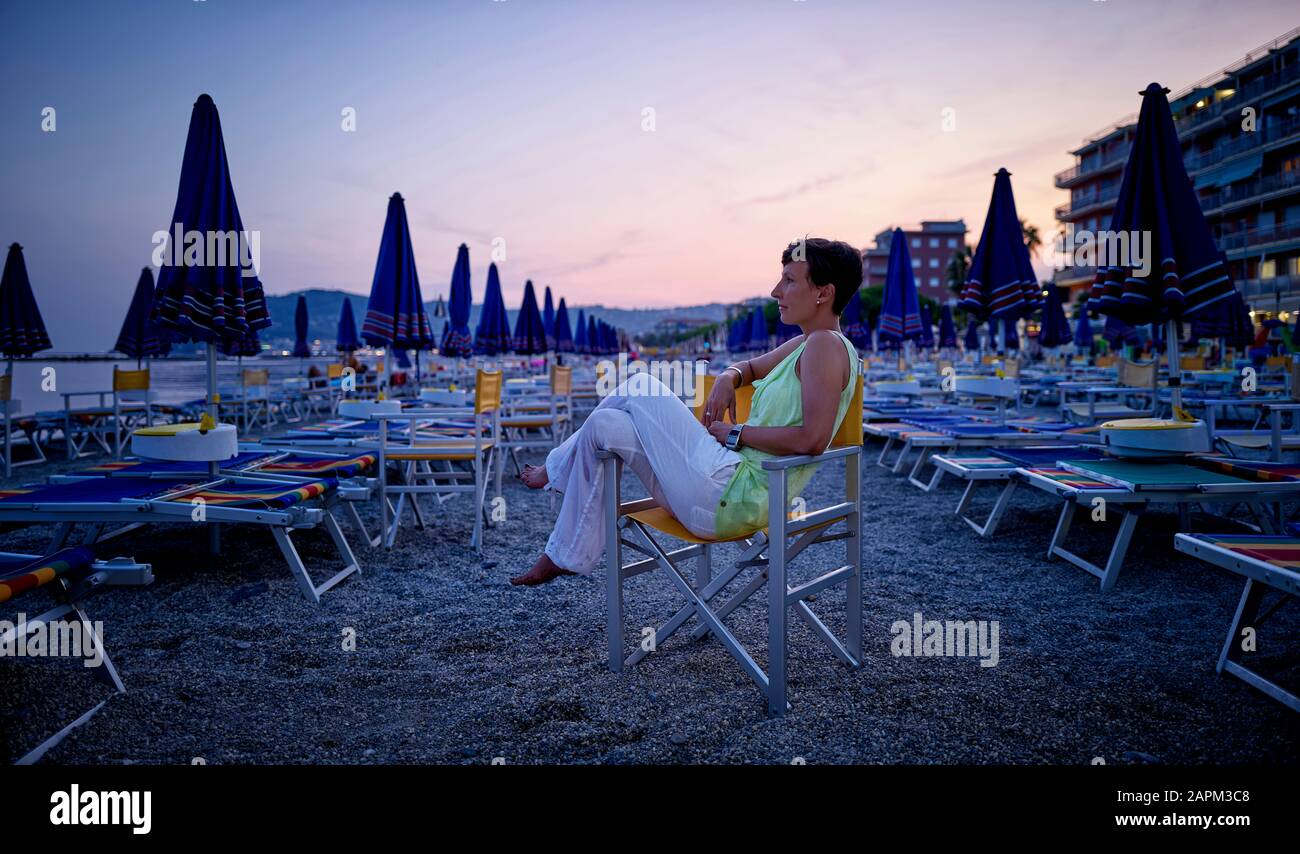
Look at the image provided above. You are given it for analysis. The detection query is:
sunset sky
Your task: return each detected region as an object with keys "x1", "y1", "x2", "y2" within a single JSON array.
[{"x1": 0, "y1": 0, "x2": 1291, "y2": 349}]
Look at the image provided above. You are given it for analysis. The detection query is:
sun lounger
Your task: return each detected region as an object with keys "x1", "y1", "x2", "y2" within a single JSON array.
[
  {"x1": 1018, "y1": 457, "x2": 1300, "y2": 591},
  {"x1": 1174, "y1": 531, "x2": 1299, "y2": 712},
  {"x1": 1, "y1": 545, "x2": 153, "y2": 763},
  {"x1": 0, "y1": 475, "x2": 360, "y2": 603},
  {"x1": 931, "y1": 444, "x2": 1104, "y2": 537},
  {"x1": 1, "y1": 374, "x2": 44, "y2": 478}
]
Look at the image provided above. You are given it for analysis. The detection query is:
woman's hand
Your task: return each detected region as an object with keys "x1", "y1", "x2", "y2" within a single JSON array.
[
  {"x1": 701, "y1": 372, "x2": 738, "y2": 425},
  {"x1": 706, "y1": 420, "x2": 731, "y2": 446}
]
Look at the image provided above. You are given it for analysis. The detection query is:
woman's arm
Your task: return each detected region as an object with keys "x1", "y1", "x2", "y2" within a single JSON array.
[
  {"x1": 724, "y1": 335, "x2": 805, "y2": 388},
  {"x1": 707, "y1": 331, "x2": 849, "y2": 456}
]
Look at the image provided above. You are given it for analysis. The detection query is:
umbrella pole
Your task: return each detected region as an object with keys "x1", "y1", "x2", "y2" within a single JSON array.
[
  {"x1": 206, "y1": 343, "x2": 221, "y2": 554},
  {"x1": 1167, "y1": 318, "x2": 1182, "y2": 412}
]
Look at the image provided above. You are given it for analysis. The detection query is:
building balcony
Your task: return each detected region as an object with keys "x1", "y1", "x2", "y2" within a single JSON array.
[
  {"x1": 1184, "y1": 114, "x2": 1300, "y2": 173},
  {"x1": 1054, "y1": 188, "x2": 1121, "y2": 221},
  {"x1": 1054, "y1": 146, "x2": 1131, "y2": 188},
  {"x1": 1200, "y1": 169, "x2": 1300, "y2": 216},
  {"x1": 1175, "y1": 61, "x2": 1300, "y2": 137},
  {"x1": 1219, "y1": 218, "x2": 1300, "y2": 255},
  {"x1": 1239, "y1": 274, "x2": 1300, "y2": 305}
]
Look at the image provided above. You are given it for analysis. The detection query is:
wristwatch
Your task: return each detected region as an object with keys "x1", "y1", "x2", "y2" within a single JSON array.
[{"x1": 725, "y1": 424, "x2": 745, "y2": 451}]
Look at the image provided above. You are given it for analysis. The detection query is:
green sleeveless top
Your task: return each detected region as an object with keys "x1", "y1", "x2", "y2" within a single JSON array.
[{"x1": 714, "y1": 331, "x2": 859, "y2": 539}]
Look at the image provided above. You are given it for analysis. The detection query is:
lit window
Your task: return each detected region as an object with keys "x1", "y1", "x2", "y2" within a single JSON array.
[
  {"x1": 911, "y1": 259, "x2": 920, "y2": 268},
  {"x1": 929, "y1": 238, "x2": 939, "y2": 248},
  {"x1": 948, "y1": 238, "x2": 957, "y2": 248},
  {"x1": 929, "y1": 277, "x2": 939, "y2": 286},
  {"x1": 929, "y1": 258, "x2": 939, "y2": 268},
  {"x1": 911, "y1": 238, "x2": 920, "y2": 248}
]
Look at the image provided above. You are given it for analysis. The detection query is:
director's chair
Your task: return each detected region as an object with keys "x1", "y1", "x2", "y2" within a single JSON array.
[{"x1": 598, "y1": 372, "x2": 864, "y2": 715}]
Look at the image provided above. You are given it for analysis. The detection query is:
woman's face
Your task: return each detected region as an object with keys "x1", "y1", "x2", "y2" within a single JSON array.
[{"x1": 771, "y1": 261, "x2": 829, "y2": 326}]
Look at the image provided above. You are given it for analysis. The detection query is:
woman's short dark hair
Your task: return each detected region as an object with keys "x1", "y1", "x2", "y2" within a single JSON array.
[{"x1": 781, "y1": 238, "x2": 864, "y2": 315}]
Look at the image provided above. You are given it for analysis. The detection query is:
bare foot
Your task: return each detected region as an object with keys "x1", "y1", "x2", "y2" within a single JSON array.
[
  {"x1": 519, "y1": 463, "x2": 549, "y2": 490},
  {"x1": 510, "y1": 553, "x2": 576, "y2": 586}
]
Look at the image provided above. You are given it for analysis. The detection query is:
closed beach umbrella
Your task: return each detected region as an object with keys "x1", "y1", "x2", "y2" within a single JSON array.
[
  {"x1": 1103, "y1": 314, "x2": 1140, "y2": 349},
  {"x1": 554, "y1": 298, "x2": 574, "y2": 353},
  {"x1": 393, "y1": 347, "x2": 412, "y2": 369},
  {"x1": 574, "y1": 309, "x2": 588, "y2": 353},
  {"x1": 587, "y1": 316, "x2": 598, "y2": 356},
  {"x1": 220, "y1": 327, "x2": 260, "y2": 357},
  {"x1": 1088, "y1": 83, "x2": 1236, "y2": 407},
  {"x1": 1074, "y1": 308, "x2": 1095, "y2": 354},
  {"x1": 337, "y1": 298, "x2": 359, "y2": 353},
  {"x1": 938, "y1": 304, "x2": 958, "y2": 349},
  {"x1": 958, "y1": 169, "x2": 1041, "y2": 337},
  {"x1": 0, "y1": 242, "x2": 52, "y2": 381},
  {"x1": 1190, "y1": 287, "x2": 1253, "y2": 351},
  {"x1": 542, "y1": 286, "x2": 556, "y2": 351},
  {"x1": 475, "y1": 263, "x2": 511, "y2": 356},
  {"x1": 917, "y1": 307, "x2": 935, "y2": 350},
  {"x1": 291, "y1": 294, "x2": 311, "y2": 358},
  {"x1": 115, "y1": 267, "x2": 171, "y2": 365},
  {"x1": 749, "y1": 307, "x2": 768, "y2": 351},
  {"x1": 151, "y1": 94, "x2": 271, "y2": 418},
  {"x1": 440, "y1": 244, "x2": 473, "y2": 358},
  {"x1": 963, "y1": 319, "x2": 980, "y2": 352},
  {"x1": 878, "y1": 228, "x2": 924, "y2": 345},
  {"x1": 841, "y1": 290, "x2": 867, "y2": 347},
  {"x1": 774, "y1": 301, "x2": 801, "y2": 344},
  {"x1": 513, "y1": 279, "x2": 547, "y2": 355},
  {"x1": 1003, "y1": 317, "x2": 1020, "y2": 351},
  {"x1": 362, "y1": 192, "x2": 434, "y2": 355},
  {"x1": 1038, "y1": 284, "x2": 1072, "y2": 349}
]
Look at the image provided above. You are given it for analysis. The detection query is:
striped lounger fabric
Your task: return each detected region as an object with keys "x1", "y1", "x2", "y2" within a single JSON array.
[{"x1": 0, "y1": 546, "x2": 94, "y2": 603}]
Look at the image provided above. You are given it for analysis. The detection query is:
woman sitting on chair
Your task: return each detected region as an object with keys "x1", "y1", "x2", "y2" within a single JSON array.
[{"x1": 511, "y1": 238, "x2": 862, "y2": 586}]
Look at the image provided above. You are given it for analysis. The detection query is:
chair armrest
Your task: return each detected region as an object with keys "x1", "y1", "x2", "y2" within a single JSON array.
[{"x1": 761, "y1": 444, "x2": 861, "y2": 470}]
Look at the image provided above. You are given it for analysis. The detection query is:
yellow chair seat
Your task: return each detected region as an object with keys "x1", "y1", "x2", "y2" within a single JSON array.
[{"x1": 628, "y1": 506, "x2": 838, "y2": 545}]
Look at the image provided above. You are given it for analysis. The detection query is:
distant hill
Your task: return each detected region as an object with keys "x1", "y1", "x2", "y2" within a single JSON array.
[{"x1": 257, "y1": 289, "x2": 734, "y2": 350}]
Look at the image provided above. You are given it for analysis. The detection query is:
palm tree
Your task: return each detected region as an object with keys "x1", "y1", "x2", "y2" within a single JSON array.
[
  {"x1": 1021, "y1": 219, "x2": 1042, "y2": 259},
  {"x1": 946, "y1": 244, "x2": 973, "y2": 295}
]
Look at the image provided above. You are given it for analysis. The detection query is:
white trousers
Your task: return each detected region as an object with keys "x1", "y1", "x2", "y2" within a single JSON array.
[{"x1": 543, "y1": 372, "x2": 741, "y2": 575}]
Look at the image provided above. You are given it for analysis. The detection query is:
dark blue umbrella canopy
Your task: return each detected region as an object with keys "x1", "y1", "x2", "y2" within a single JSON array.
[
  {"x1": 748, "y1": 307, "x2": 768, "y2": 350},
  {"x1": 1002, "y1": 317, "x2": 1020, "y2": 350},
  {"x1": 1102, "y1": 314, "x2": 1141, "y2": 348},
  {"x1": 475, "y1": 263, "x2": 512, "y2": 355},
  {"x1": 938, "y1": 304, "x2": 958, "y2": 349},
  {"x1": 362, "y1": 192, "x2": 434, "y2": 351},
  {"x1": 878, "y1": 228, "x2": 924, "y2": 342},
  {"x1": 1038, "y1": 284, "x2": 1072, "y2": 349},
  {"x1": 574, "y1": 309, "x2": 588, "y2": 353},
  {"x1": 1189, "y1": 287, "x2": 1253, "y2": 349},
  {"x1": 1089, "y1": 84, "x2": 1236, "y2": 325},
  {"x1": 841, "y1": 290, "x2": 867, "y2": 346},
  {"x1": 958, "y1": 168, "x2": 1040, "y2": 321},
  {"x1": 727, "y1": 316, "x2": 742, "y2": 351},
  {"x1": 513, "y1": 280, "x2": 547, "y2": 355},
  {"x1": 775, "y1": 312, "x2": 801, "y2": 344},
  {"x1": 220, "y1": 327, "x2": 260, "y2": 357},
  {"x1": 586, "y1": 316, "x2": 598, "y2": 356},
  {"x1": 0, "y1": 243, "x2": 52, "y2": 358},
  {"x1": 554, "y1": 298, "x2": 574, "y2": 352},
  {"x1": 115, "y1": 267, "x2": 171, "y2": 360},
  {"x1": 151, "y1": 95, "x2": 271, "y2": 344},
  {"x1": 337, "y1": 298, "x2": 360, "y2": 352},
  {"x1": 542, "y1": 286, "x2": 556, "y2": 350},
  {"x1": 963, "y1": 319, "x2": 980, "y2": 351},
  {"x1": 291, "y1": 294, "x2": 311, "y2": 358},
  {"x1": 393, "y1": 347, "x2": 412, "y2": 369},
  {"x1": 440, "y1": 244, "x2": 473, "y2": 357},
  {"x1": 1074, "y1": 308, "x2": 1095, "y2": 352},
  {"x1": 917, "y1": 306, "x2": 935, "y2": 349}
]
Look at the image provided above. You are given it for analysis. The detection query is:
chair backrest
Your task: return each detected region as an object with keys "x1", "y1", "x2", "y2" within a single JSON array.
[
  {"x1": 937, "y1": 358, "x2": 953, "y2": 375},
  {"x1": 1002, "y1": 358, "x2": 1020, "y2": 378},
  {"x1": 1118, "y1": 358, "x2": 1155, "y2": 388},
  {"x1": 243, "y1": 368, "x2": 270, "y2": 386},
  {"x1": 1095, "y1": 354, "x2": 1117, "y2": 368},
  {"x1": 114, "y1": 367, "x2": 150, "y2": 392},
  {"x1": 1267, "y1": 355, "x2": 1288, "y2": 369},
  {"x1": 0, "y1": 373, "x2": 10, "y2": 403},
  {"x1": 551, "y1": 365, "x2": 572, "y2": 396},
  {"x1": 691, "y1": 372, "x2": 863, "y2": 446},
  {"x1": 476, "y1": 369, "x2": 503, "y2": 414},
  {"x1": 327, "y1": 363, "x2": 345, "y2": 379},
  {"x1": 693, "y1": 374, "x2": 753, "y2": 423},
  {"x1": 1180, "y1": 355, "x2": 1206, "y2": 371}
]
